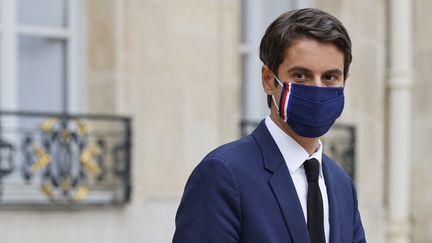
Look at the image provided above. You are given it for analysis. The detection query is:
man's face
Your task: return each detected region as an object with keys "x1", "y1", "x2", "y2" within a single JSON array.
[
  {"x1": 263, "y1": 37, "x2": 345, "y2": 101},
  {"x1": 262, "y1": 38, "x2": 346, "y2": 136},
  {"x1": 277, "y1": 38, "x2": 345, "y2": 88}
]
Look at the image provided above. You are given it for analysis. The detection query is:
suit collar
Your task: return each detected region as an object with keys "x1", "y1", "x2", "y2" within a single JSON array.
[
  {"x1": 264, "y1": 115, "x2": 324, "y2": 178},
  {"x1": 253, "y1": 120, "x2": 311, "y2": 243},
  {"x1": 252, "y1": 120, "x2": 285, "y2": 173}
]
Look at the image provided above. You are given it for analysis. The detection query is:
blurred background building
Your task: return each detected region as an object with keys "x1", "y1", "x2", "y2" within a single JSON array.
[{"x1": 0, "y1": 0, "x2": 430, "y2": 242}]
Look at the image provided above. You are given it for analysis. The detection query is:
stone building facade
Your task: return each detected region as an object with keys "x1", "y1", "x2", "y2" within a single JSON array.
[{"x1": 0, "y1": 0, "x2": 431, "y2": 243}]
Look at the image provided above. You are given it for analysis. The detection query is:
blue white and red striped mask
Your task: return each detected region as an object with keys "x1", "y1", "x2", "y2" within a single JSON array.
[{"x1": 271, "y1": 75, "x2": 345, "y2": 138}]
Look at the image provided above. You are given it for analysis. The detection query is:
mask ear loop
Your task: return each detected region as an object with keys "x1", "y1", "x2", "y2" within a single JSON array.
[
  {"x1": 270, "y1": 72, "x2": 284, "y2": 112},
  {"x1": 272, "y1": 73, "x2": 284, "y2": 87},
  {"x1": 272, "y1": 95, "x2": 280, "y2": 111}
]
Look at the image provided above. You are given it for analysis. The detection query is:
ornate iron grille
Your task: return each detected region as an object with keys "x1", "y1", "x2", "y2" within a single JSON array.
[
  {"x1": 0, "y1": 110, "x2": 131, "y2": 208},
  {"x1": 240, "y1": 119, "x2": 356, "y2": 180}
]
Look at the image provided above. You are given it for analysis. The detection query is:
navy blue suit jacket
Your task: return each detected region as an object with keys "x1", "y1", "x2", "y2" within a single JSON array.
[{"x1": 173, "y1": 121, "x2": 366, "y2": 243}]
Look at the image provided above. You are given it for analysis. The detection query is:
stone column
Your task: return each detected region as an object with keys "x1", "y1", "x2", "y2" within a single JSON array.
[{"x1": 387, "y1": 0, "x2": 413, "y2": 242}]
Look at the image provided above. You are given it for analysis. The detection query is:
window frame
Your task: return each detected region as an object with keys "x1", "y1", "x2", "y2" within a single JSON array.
[{"x1": 0, "y1": 0, "x2": 84, "y2": 113}]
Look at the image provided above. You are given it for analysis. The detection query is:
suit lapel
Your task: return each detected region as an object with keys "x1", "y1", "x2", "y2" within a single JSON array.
[
  {"x1": 322, "y1": 155, "x2": 341, "y2": 243},
  {"x1": 269, "y1": 168, "x2": 311, "y2": 243},
  {"x1": 253, "y1": 121, "x2": 310, "y2": 243}
]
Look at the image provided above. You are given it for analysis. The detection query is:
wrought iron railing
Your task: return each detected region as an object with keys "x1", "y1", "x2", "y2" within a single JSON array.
[
  {"x1": 240, "y1": 119, "x2": 356, "y2": 180},
  {"x1": 0, "y1": 110, "x2": 131, "y2": 208}
]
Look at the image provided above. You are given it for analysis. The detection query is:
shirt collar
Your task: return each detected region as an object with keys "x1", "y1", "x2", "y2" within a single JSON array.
[{"x1": 265, "y1": 115, "x2": 323, "y2": 178}]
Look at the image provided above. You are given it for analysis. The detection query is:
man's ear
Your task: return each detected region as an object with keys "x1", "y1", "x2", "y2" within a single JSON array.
[{"x1": 262, "y1": 64, "x2": 275, "y2": 95}]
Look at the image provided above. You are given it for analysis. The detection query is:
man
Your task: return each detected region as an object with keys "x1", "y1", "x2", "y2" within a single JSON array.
[{"x1": 173, "y1": 8, "x2": 366, "y2": 243}]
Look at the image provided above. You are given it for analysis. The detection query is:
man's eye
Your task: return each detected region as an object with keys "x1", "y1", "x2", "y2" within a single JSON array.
[
  {"x1": 294, "y1": 73, "x2": 306, "y2": 80},
  {"x1": 324, "y1": 74, "x2": 335, "y2": 81}
]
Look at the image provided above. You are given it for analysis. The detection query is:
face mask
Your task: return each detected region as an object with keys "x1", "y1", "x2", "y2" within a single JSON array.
[{"x1": 271, "y1": 75, "x2": 345, "y2": 138}]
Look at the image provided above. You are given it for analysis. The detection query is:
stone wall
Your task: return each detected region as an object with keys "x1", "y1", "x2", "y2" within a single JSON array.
[
  {"x1": 117, "y1": 0, "x2": 241, "y2": 199},
  {"x1": 1, "y1": 0, "x2": 431, "y2": 242},
  {"x1": 0, "y1": 1, "x2": 240, "y2": 243},
  {"x1": 411, "y1": 0, "x2": 432, "y2": 242}
]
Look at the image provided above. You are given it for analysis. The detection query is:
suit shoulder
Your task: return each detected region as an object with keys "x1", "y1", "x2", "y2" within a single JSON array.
[{"x1": 203, "y1": 134, "x2": 260, "y2": 162}]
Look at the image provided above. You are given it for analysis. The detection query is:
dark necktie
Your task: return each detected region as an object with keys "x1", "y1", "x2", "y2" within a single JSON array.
[{"x1": 304, "y1": 158, "x2": 326, "y2": 243}]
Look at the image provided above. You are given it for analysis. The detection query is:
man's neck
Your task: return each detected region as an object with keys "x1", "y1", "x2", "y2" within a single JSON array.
[{"x1": 270, "y1": 112, "x2": 320, "y2": 156}]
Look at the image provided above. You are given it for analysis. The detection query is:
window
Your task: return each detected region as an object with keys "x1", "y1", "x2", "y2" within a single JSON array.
[
  {"x1": 0, "y1": 0, "x2": 83, "y2": 113},
  {"x1": 0, "y1": 0, "x2": 133, "y2": 209}
]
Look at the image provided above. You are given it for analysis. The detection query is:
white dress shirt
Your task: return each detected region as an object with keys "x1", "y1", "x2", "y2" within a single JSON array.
[{"x1": 265, "y1": 115, "x2": 330, "y2": 243}]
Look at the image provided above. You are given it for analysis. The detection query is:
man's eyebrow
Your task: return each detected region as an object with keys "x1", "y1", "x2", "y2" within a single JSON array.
[
  {"x1": 287, "y1": 66, "x2": 312, "y2": 73},
  {"x1": 324, "y1": 69, "x2": 344, "y2": 75},
  {"x1": 287, "y1": 67, "x2": 343, "y2": 75}
]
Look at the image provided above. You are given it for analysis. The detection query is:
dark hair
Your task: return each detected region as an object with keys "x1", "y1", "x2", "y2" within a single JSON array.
[{"x1": 260, "y1": 8, "x2": 352, "y2": 107}]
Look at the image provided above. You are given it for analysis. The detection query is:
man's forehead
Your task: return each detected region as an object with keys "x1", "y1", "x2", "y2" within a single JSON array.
[{"x1": 281, "y1": 39, "x2": 344, "y2": 72}]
